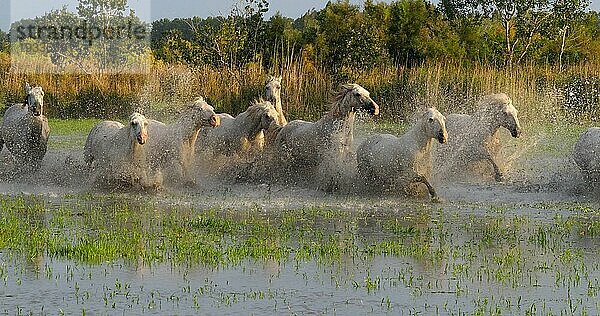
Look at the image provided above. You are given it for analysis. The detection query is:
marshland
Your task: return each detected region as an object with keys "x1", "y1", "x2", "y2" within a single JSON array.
[{"x1": 2, "y1": 0, "x2": 600, "y2": 314}]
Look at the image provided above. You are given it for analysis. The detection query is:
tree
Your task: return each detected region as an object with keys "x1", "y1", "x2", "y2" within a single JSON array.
[
  {"x1": 315, "y1": 0, "x2": 388, "y2": 78},
  {"x1": 387, "y1": 0, "x2": 429, "y2": 65},
  {"x1": 552, "y1": 0, "x2": 590, "y2": 69},
  {"x1": 76, "y1": 0, "x2": 149, "y2": 70},
  {"x1": 442, "y1": 0, "x2": 554, "y2": 66},
  {"x1": 0, "y1": 30, "x2": 8, "y2": 53}
]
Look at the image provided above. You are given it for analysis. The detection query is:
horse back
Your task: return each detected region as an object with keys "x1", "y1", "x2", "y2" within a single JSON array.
[
  {"x1": 1, "y1": 104, "x2": 29, "y2": 133},
  {"x1": 574, "y1": 127, "x2": 600, "y2": 171},
  {"x1": 84, "y1": 120, "x2": 124, "y2": 163},
  {"x1": 445, "y1": 114, "x2": 472, "y2": 134}
]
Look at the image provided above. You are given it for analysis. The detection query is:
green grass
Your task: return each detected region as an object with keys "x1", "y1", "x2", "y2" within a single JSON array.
[
  {"x1": 1, "y1": 194, "x2": 600, "y2": 314},
  {"x1": 45, "y1": 118, "x2": 99, "y2": 149},
  {"x1": 48, "y1": 118, "x2": 99, "y2": 136}
]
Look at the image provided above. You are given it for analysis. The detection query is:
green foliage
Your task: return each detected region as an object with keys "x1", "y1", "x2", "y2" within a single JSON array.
[
  {"x1": 0, "y1": 30, "x2": 8, "y2": 53},
  {"x1": 147, "y1": 0, "x2": 599, "y2": 69}
]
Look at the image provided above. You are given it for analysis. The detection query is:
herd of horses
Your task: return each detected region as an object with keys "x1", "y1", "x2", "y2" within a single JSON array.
[{"x1": 1, "y1": 78, "x2": 599, "y2": 200}]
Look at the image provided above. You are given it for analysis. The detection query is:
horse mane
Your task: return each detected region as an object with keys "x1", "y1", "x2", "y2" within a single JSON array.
[
  {"x1": 129, "y1": 112, "x2": 146, "y2": 123},
  {"x1": 244, "y1": 99, "x2": 275, "y2": 119},
  {"x1": 328, "y1": 84, "x2": 358, "y2": 118},
  {"x1": 191, "y1": 96, "x2": 206, "y2": 105},
  {"x1": 475, "y1": 93, "x2": 511, "y2": 118}
]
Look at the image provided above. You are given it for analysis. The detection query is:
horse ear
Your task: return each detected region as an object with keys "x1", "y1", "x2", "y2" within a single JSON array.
[
  {"x1": 25, "y1": 82, "x2": 32, "y2": 93},
  {"x1": 277, "y1": 75, "x2": 282, "y2": 81}
]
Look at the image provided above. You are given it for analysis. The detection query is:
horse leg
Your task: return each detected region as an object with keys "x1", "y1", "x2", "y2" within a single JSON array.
[
  {"x1": 484, "y1": 152, "x2": 504, "y2": 182},
  {"x1": 411, "y1": 174, "x2": 442, "y2": 202},
  {"x1": 180, "y1": 161, "x2": 196, "y2": 187}
]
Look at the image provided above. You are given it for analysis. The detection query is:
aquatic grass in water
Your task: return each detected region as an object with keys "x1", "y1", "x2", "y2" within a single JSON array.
[{"x1": 1, "y1": 195, "x2": 600, "y2": 314}]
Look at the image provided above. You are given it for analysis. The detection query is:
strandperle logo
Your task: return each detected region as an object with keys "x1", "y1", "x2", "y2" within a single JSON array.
[
  {"x1": 13, "y1": 20, "x2": 148, "y2": 46},
  {"x1": 9, "y1": 0, "x2": 151, "y2": 74}
]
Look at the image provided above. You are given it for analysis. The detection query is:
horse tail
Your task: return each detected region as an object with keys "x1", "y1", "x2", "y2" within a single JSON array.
[{"x1": 82, "y1": 125, "x2": 98, "y2": 168}]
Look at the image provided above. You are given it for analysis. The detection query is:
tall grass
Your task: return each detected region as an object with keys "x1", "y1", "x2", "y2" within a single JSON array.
[{"x1": 2, "y1": 51, "x2": 600, "y2": 125}]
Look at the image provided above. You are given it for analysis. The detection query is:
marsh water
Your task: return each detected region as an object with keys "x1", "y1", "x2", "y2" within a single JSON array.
[{"x1": 1, "y1": 125, "x2": 600, "y2": 315}]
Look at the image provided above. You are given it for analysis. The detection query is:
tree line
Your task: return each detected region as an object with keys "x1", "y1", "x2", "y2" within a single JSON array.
[{"x1": 150, "y1": 0, "x2": 599, "y2": 74}]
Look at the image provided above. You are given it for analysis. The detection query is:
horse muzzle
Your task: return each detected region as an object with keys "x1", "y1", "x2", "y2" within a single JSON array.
[
  {"x1": 438, "y1": 131, "x2": 448, "y2": 144},
  {"x1": 210, "y1": 115, "x2": 221, "y2": 128},
  {"x1": 137, "y1": 133, "x2": 147, "y2": 145},
  {"x1": 511, "y1": 128, "x2": 522, "y2": 138},
  {"x1": 367, "y1": 101, "x2": 380, "y2": 116}
]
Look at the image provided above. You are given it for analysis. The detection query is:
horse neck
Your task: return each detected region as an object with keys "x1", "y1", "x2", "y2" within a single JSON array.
[
  {"x1": 121, "y1": 125, "x2": 143, "y2": 158},
  {"x1": 473, "y1": 110, "x2": 502, "y2": 139},
  {"x1": 404, "y1": 120, "x2": 434, "y2": 153},
  {"x1": 319, "y1": 111, "x2": 355, "y2": 149},
  {"x1": 273, "y1": 95, "x2": 286, "y2": 123},
  {"x1": 175, "y1": 115, "x2": 202, "y2": 142},
  {"x1": 236, "y1": 111, "x2": 263, "y2": 139}
]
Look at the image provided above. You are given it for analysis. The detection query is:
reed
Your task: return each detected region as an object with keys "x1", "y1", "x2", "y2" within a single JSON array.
[{"x1": 2, "y1": 51, "x2": 600, "y2": 124}]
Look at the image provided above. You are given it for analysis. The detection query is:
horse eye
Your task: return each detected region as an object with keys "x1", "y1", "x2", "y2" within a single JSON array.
[{"x1": 428, "y1": 118, "x2": 434, "y2": 123}]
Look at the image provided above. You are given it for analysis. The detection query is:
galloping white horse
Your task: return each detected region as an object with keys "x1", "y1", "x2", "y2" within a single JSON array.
[
  {"x1": 146, "y1": 97, "x2": 220, "y2": 186},
  {"x1": 434, "y1": 93, "x2": 522, "y2": 182},
  {"x1": 199, "y1": 100, "x2": 280, "y2": 157},
  {"x1": 83, "y1": 112, "x2": 151, "y2": 189},
  {"x1": 357, "y1": 108, "x2": 447, "y2": 201},
  {"x1": 0, "y1": 82, "x2": 50, "y2": 173},
  {"x1": 271, "y1": 84, "x2": 379, "y2": 187}
]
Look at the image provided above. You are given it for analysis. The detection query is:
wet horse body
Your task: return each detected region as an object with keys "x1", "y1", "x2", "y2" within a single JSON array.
[
  {"x1": 434, "y1": 93, "x2": 522, "y2": 182},
  {"x1": 0, "y1": 83, "x2": 50, "y2": 173},
  {"x1": 83, "y1": 112, "x2": 151, "y2": 188},
  {"x1": 357, "y1": 108, "x2": 447, "y2": 200},
  {"x1": 272, "y1": 84, "x2": 379, "y2": 188},
  {"x1": 200, "y1": 100, "x2": 280, "y2": 157},
  {"x1": 147, "y1": 98, "x2": 220, "y2": 186}
]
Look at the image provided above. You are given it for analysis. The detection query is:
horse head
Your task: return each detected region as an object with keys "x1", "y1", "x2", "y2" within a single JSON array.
[
  {"x1": 265, "y1": 76, "x2": 282, "y2": 103},
  {"x1": 25, "y1": 82, "x2": 45, "y2": 117},
  {"x1": 189, "y1": 97, "x2": 220, "y2": 129},
  {"x1": 335, "y1": 84, "x2": 379, "y2": 117},
  {"x1": 259, "y1": 101, "x2": 279, "y2": 130},
  {"x1": 247, "y1": 100, "x2": 279, "y2": 131},
  {"x1": 424, "y1": 108, "x2": 447, "y2": 144},
  {"x1": 129, "y1": 112, "x2": 149, "y2": 145},
  {"x1": 501, "y1": 96, "x2": 522, "y2": 138}
]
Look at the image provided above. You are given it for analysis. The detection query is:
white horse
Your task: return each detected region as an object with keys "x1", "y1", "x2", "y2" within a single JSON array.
[
  {"x1": 146, "y1": 97, "x2": 220, "y2": 186},
  {"x1": 271, "y1": 84, "x2": 379, "y2": 187},
  {"x1": 83, "y1": 112, "x2": 152, "y2": 189},
  {"x1": 262, "y1": 75, "x2": 288, "y2": 146},
  {"x1": 434, "y1": 93, "x2": 522, "y2": 182},
  {"x1": 199, "y1": 100, "x2": 280, "y2": 157},
  {"x1": 265, "y1": 75, "x2": 287, "y2": 125},
  {"x1": 356, "y1": 108, "x2": 447, "y2": 201},
  {"x1": 573, "y1": 127, "x2": 600, "y2": 182},
  {"x1": 0, "y1": 82, "x2": 50, "y2": 173}
]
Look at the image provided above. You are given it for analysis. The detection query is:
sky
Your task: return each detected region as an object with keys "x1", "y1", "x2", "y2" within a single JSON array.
[{"x1": 1, "y1": 0, "x2": 600, "y2": 31}]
